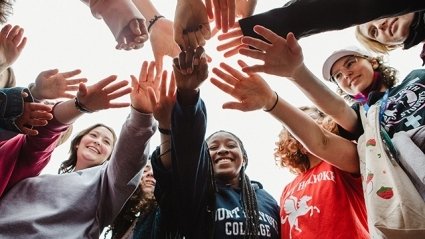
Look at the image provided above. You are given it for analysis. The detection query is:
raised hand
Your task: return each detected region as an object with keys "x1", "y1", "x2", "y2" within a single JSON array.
[
  {"x1": 152, "y1": 70, "x2": 176, "y2": 128},
  {"x1": 115, "y1": 18, "x2": 149, "y2": 50},
  {"x1": 205, "y1": 0, "x2": 236, "y2": 33},
  {"x1": 76, "y1": 75, "x2": 132, "y2": 112},
  {"x1": 31, "y1": 69, "x2": 88, "y2": 100},
  {"x1": 15, "y1": 102, "x2": 53, "y2": 136},
  {"x1": 149, "y1": 18, "x2": 181, "y2": 76},
  {"x1": 239, "y1": 26, "x2": 304, "y2": 78},
  {"x1": 130, "y1": 61, "x2": 160, "y2": 113},
  {"x1": 211, "y1": 60, "x2": 276, "y2": 112},
  {"x1": 174, "y1": 0, "x2": 211, "y2": 51},
  {"x1": 216, "y1": 22, "x2": 246, "y2": 58},
  {"x1": 173, "y1": 46, "x2": 208, "y2": 92},
  {"x1": 0, "y1": 24, "x2": 26, "y2": 71}
]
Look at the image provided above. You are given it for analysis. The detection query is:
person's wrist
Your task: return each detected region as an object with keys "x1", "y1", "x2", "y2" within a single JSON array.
[
  {"x1": 263, "y1": 91, "x2": 278, "y2": 112},
  {"x1": 148, "y1": 15, "x2": 165, "y2": 33},
  {"x1": 28, "y1": 83, "x2": 42, "y2": 101}
]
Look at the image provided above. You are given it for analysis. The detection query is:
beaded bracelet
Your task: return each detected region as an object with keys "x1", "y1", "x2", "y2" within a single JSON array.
[
  {"x1": 148, "y1": 15, "x2": 164, "y2": 32},
  {"x1": 263, "y1": 91, "x2": 279, "y2": 112},
  {"x1": 74, "y1": 97, "x2": 93, "y2": 113}
]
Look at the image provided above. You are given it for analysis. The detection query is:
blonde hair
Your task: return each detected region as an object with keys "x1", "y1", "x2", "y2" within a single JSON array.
[
  {"x1": 354, "y1": 25, "x2": 401, "y2": 54},
  {"x1": 274, "y1": 106, "x2": 339, "y2": 175}
]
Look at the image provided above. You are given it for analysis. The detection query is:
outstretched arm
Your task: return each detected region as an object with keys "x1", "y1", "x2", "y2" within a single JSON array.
[
  {"x1": 211, "y1": 60, "x2": 360, "y2": 173},
  {"x1": 239, "y1": 26, "x2": 358, "y2": 133}
]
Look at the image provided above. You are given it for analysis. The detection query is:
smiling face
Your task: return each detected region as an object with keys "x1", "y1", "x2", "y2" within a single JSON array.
[
  {"x1": 140, "y1": 162, "x2": 156, "y2": 197},
  {"x1": 75, "y1": 126, "x2": 114, "y2": 170},
  {"x1": 330, "y1": 55, "x2": 376, "y2": 95},
  {"x1": 358, "y1": 13, "x2": 415, "y2": 46},
  {"x1": 207, "y1": 131, "x2": 246, "y2": 187}
]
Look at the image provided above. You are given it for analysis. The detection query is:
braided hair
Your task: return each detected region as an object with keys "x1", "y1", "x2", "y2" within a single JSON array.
[{"x1": 206, "y1": 130, "x2": 260, "y2": 239}]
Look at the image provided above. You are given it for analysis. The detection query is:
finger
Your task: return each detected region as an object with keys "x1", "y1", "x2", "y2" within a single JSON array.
[
  {"x1": 61, "y1": 69, "x2": 82, "y2": 78},
  {"x1": 241, "y1": 36, "x2": 271, "y2": 51},
  {"x1": 210, "y1": 76, "x2": 234, "y2": 93},
  {"x1": 20, "y1": 127, "x2": 38, "y2": 136},
  {"x1": 147, "y1": 87, "x2": 158, "y2": 106},
  {"x1": 238, "y1": 47, "x2": 265, "y2": 61},
  {"x1": 222, "y1": 101, "x2": 244, "y2": 110},
  {"x1": 199, "y1": 56, "x2": 209, "y2": 80},
  {"x1": 129, "y1": 18, "x2": 142, "y2": 35},
  {"x1": 154, "y1": 55, "x2": 164, "y2": 79},
  {"x1": 16, "y1": 37, "x2": 27, "y2": 52},
  {"x1": 193, "y1": 46, "x2": 206, "y2": 66},
  {"x1": 78, "y1": 82, "x2": 88, "y2": 97},
  {"x1": 133, "y1": 42, "x2": 145, "y2": 49},
  {"x1": 220, "y1": 0, "x2": 229, "y2": 33},
  {"x1": 213, "y1": 0, "x2": 221, "y2": 30},
  {"x1": 205, "y1": 0, "x2": 214, "y2": 19},
  {"x1": 210, "y1": 26, "x2": 219, "y2": 38},
  {"x1": 178, "y1": 51, "x2": 187, "y2": 74},
  {"x1": 139, "y1": 61, "x2": 149, "y2": 82},
  {"x1": 66, "y1": 78, "x2": 88, "y2": 86},
  {"x1": 107, "y1": 87, "x2": 132, "y2": 100},
  {"x1": 185, "y1": 48, "x2": 195, "y2": 74},
  {"x1": 95, "y1": 75, "x2": 118, "y2": 89},
  {"x1": 168, "y1": 71, "x2": 177, "y2": 96},
  {"x1": 216, "y1": 36, "x2": 242, "y2": 51},
  {"x1": 8, "y1": 25, "x2": 20, "y2": 39},
  {"x1": 228, "y1": 0, "x2": 236, "y2": 28},
  {"x1": 212, "y1": 67, "x2": 238, "y2": 86},
  {"x1": 103, "y1": 80, "x2": 130, "y2": 94},
  {"x1": 287, "y1": 32, "x2": 302, "y2": 55},
  {"x1": 130, "y1": 75, "x2": 138, "y2": 90},
  {"x1": 241, "y1": 65, "x2": 266, "y2": 73},
  {"x1": 43, "y1": 69, "x2": 60, "y2": 78},
  {"x1": 223, "y1": 45, "x2": 246, "y2": 58},
  {"x1": 219, "y1": 62, "x2": 247, "y2": 80},
  {"x1": 29, "y1": 102, "x2": 52, "y2": 112},
  {"x1": 206, "y1": 53, "x2": 213, "y2": 63},
  {"x1": 0, "y1": 24, "x2": 11, "y2": 41},
  {"x1": 159, "y1": 70, "x2": 167, "y2": 97},
  {"x1": 147, "y1": 61, "x2": 156, "y2": 82},
  {"x1": 199, "y1": 23, "x2": 211, "y2": 40},
  {"x1": 31, "y1": 110, "x2": 54, "y2": 121},
  {"x1": 253, "y1": 25, "x2": 280, "y2": 44},
  {"x1": 29, "y1": 119, "x2": 49, "y2": 127},
  {"x1": 12, "y1": 28, "x2": 24, "y2": 44},
  {"x1": 182, "y1": 31, "x2": 190, "y2": 51},
  {"x1": 174, "y1": 26, "x2": 186, "y2": 50},
  {"x1": 217, "y1": 27, "x2": 242, "y2": 41},
  {"x1": 187, "y1": 31, "x2": 198, "y2": 50},
  {"x1": 137, "y1": 18, "x2": 149, "y2": 41},
  {"x1": 194, "y1": 30, "x2": 206, "y2": 47}
]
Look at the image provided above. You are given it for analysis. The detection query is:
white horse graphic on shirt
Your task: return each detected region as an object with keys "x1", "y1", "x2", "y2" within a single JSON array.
[{"x1": 281, "y1": 195, "x2": 320, "y2": 239}]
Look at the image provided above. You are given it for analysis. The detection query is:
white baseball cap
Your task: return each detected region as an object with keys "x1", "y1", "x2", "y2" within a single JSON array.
[{"x1": 322, "y1": 46, "x2": 372, "y2": 81}]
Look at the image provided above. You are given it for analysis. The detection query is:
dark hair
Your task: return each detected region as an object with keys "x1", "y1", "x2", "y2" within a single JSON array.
[
  {"x1": 334, "y1": 55, "x2": 398, "y2": 104},
  {"x1": 206, "y1": 130, "x2": 260, "y2": 239},
  {"x1": 58, "y1": 123, "x2": 117, "y2": 174},
  {"x1": 0, "y1": 0, "x2": 13, "y2": 24},
  {"x1": 274, "y1": 106, "x2": 339, "y2": 174}
]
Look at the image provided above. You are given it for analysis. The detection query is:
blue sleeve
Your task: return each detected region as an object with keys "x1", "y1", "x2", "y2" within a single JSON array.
[
  {"x1": 154, "y1": 91, "x2": 212, "y2": 234},
  {"x1": 239, "y1": 0, "x2": 425, "y2": 40},
  {"x1": 0, "y1": 87, "x2": 33, "y2": 134}
]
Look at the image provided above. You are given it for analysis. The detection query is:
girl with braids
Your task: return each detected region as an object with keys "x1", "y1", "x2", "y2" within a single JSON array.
[
  {"x1": 150, "y1": 46, "x2": 280, "y2": 238},
  {"x1": 209, "y1": 60, "x2": 368, "y2": 239}
]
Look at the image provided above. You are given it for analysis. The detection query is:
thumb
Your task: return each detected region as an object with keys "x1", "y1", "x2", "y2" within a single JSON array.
[
  {"x1": 287, "y1": 32, "x2": 302, "y2": 56},
  {"x1": 43, "y1": 68, "x2": 59, "y2": 78},
  {"x1": 129, "y1": 18, "x2": 142, "y2": 35},
  {"x1": 77, "y1": 82, "x2": 88, "y2": 97}
]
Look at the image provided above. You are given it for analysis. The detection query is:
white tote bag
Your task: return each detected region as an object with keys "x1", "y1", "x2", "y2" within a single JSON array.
[{"x1": 357, "y1": 104, "x2": 425, "y2": 239}]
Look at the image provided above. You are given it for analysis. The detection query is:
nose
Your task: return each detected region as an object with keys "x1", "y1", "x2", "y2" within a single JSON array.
[
  {"x1": 217, "y1": 146, "x2": 229, "y2": 155},
  {"x1": 378, "y1": 20, "x2": 387, "y2": 31},
  {"x1": 93, "y1": 140, "x2": 101, "y2": 146}
]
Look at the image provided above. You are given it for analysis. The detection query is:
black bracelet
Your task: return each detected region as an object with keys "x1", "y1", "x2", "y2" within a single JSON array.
[
  {"x1": 263, "y1": 91, "x2": 279, "y2": 112},
  {"x1": 158, "y1": 127, "x2": 171, "y2": 135},
  {"x1": 148, "y1": 15, "x2": 164, "y2": 32},
  {"x1": 74, "y1": 97, "x2": 93, "y2": 113}
]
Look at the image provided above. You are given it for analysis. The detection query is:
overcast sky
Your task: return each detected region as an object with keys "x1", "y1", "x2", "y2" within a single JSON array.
[{"x1": 8, "y1": 1, "x2": 423, "y2": 235}]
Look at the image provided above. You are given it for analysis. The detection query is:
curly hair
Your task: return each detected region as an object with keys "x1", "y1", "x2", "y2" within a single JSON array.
[
  {"x1": 274, "y1": 106, "x2": 339, "y2": 174},
  {"x1": 104, "y1": 186, "x2": 157, "y2": 239},
  {"x1": 58, "y1": 123, "x2": 116, "y2": 174},
  {"x1": 0, "y1": 0, "x2": 13, "y2": 24},
  {"x1": 334, "y1": 55, "x2": 398, "y2": 104}
]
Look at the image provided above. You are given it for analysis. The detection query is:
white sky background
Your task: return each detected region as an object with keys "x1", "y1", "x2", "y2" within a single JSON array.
[{"x1": 8, "y1": 0, "x2": 423, "y2": 233}]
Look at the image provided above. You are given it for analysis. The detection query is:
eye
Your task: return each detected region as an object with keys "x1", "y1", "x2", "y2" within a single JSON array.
[
  {"x1": 370, "y1": 26, "x2": 378, "y2": 39},
  {"x1": 208, "y1": 145, "x2": 218, "y2": 151},
  {"x1": 89, "y1": 133, "x2": 97, "y2": 138},
  {"x1": 227, "y1": 143, "x2": 238, "y2": 149},
  {"x1": 345, "y1": 57, "x2": 357, "y2": 70},
  {"x1": 333, "y1": 72, "x2": 343, "y2": 82},
  {"x1": 103, "y1": 139, "x2": 111, "y2": 146}
]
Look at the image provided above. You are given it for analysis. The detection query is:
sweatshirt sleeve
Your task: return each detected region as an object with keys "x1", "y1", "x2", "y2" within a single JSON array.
[
  {"x1": 98, "y1": 107, "x2": 157, "y2": 227},
  {"x1": 239, "y1": 0, "x2": 425, "y2": 40},
  {"x1": 80, "y1": 0, "x2": 143, "y2": 40}
]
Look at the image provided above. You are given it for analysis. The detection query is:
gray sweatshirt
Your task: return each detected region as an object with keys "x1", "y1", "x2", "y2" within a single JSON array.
[{"x1": 0, "y1": 108, "x2": 157, "y2": 239}]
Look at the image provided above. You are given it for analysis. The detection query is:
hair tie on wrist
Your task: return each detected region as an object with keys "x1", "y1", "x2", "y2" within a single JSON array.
[
  {"x1": 263, "y1": 91, "x2": 279, "y2": 112},
  {"x1": 74, "y1": 97, "x2": 93, "y2": 113},
  {"x1": 148, "y1": 15, "x2": 164, "y2": 32},
  {"x1": 158, "y1": 127, "x2": 171, "y2": 135}
]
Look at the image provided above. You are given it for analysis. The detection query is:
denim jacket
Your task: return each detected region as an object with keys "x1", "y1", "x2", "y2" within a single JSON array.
[{"x1": 0, "y1": 87, "x2": 34, "y2": 133}]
